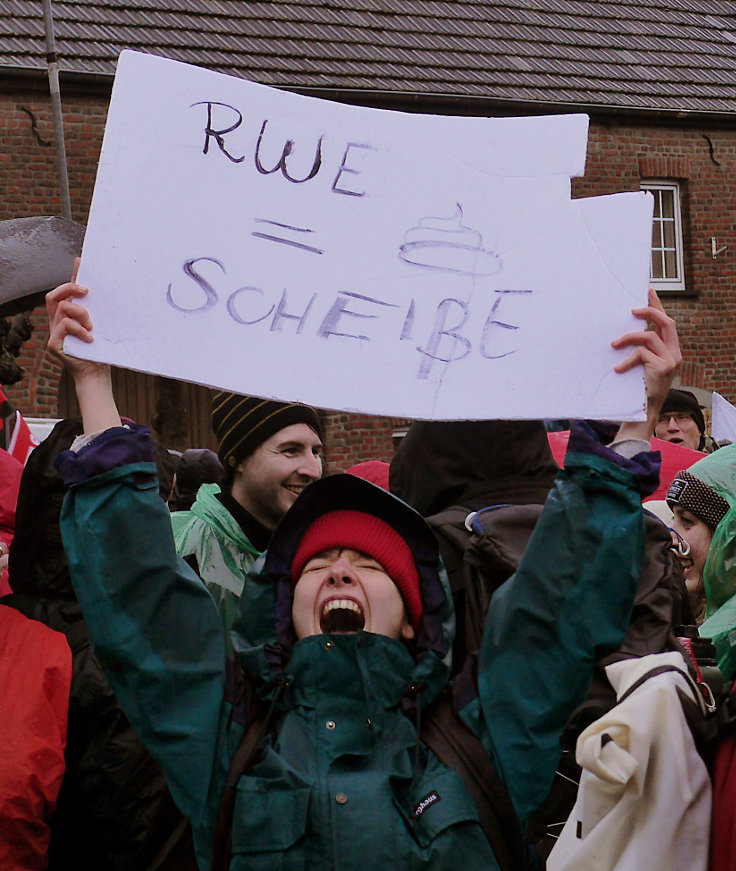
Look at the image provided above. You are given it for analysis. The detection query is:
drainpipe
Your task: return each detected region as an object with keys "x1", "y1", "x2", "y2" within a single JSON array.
[{"x1": 41, "y1": 0, "x2": 72, "y2": 219}]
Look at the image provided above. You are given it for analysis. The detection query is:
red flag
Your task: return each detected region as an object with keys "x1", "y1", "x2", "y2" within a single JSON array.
[
  {"x1": 7, "y1": 409, "x2": 39, "y2": 465},
  {"x1": 0, "y1": 386, "x2": 40, "y2": 464}
]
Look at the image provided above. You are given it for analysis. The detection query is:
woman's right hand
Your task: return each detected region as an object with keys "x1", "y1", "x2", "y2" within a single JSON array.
[
  {"x1": 46, "y1": 260, "x2": 121, "y2": 433},
  {"x1": 46, "y1": 259, "x2": 108, "y2": 381}
]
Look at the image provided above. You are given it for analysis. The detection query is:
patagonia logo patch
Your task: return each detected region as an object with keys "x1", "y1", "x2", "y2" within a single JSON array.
[
  {"x1": 666, "y1": 477, "x2": 689, "y2": 503},
  {"x1": 414, "y1": 790, "x2": 441, "y2": 817}
]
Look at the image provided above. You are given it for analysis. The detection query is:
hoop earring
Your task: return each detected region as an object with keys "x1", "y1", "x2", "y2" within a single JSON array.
[{"x1": 670, "y1": 529, "x2": 691, "y2": 558}]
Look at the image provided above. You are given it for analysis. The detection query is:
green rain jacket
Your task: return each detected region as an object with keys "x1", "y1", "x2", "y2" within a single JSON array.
[
  {"x1": 57, "y1": 424, "x2": 655, "y2": 871},
  {"x1": 171, "y1": 483, "x2": 260, "y2": 638}
]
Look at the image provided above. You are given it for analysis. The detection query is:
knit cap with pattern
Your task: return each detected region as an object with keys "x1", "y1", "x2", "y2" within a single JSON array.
[{"x1": 211, "y1": 393, "x2": 323, "y2": 470}]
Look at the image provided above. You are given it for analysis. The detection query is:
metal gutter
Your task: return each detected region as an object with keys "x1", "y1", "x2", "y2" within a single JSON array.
[
  {"x1": 287, "y1": 86, "x2": 736, "y2": 128},
  {"x1": 3, "y1": 64, "x2": 736, "y2": 128}
]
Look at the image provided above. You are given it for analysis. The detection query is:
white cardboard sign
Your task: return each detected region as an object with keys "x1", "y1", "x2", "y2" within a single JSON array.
[{"x1": 71, "y1": 50, "x2": 653, "y2": 420}]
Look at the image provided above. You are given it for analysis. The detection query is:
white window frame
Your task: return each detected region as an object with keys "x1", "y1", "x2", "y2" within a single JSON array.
[{"x1": 641, "y1": 180, "x2": 686, "y2": 292}]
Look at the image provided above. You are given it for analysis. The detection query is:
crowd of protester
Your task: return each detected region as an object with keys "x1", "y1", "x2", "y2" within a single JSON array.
[{"x1": 0, "y1": 279, "x2": 734, "y2": 871}]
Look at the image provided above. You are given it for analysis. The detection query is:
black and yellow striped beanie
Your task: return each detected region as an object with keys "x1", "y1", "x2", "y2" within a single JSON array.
[{"x1": 211, "y1": 393, "x2": 323, "y2": 469}]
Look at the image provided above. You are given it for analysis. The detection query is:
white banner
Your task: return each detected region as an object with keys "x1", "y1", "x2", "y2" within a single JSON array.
[{"x1": 70, "y1": 50, "x2": 653, "y2": 420}]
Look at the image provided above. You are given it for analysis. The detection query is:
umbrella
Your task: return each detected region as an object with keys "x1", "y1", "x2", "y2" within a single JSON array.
[{"x1": 0, "y1": 216, "x2": 84, "y2": 316}]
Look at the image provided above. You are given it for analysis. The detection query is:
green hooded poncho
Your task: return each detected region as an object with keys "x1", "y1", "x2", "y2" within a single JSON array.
[{"x1": 692, "y1": 444, "x2": 736, "y2": 677}]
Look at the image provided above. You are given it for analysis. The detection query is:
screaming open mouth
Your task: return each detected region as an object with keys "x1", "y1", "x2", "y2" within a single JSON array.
[{"x1": 320, "y1": 598, "x2": 365, "y2": 633}]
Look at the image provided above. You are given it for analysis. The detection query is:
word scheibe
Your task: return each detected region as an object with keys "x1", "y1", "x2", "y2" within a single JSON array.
[
  {"x1": 165, "y1": 99, "x2": 533, "y2": 382},
  {"x1": 76, "y1": 51, "x2": 653, "y2": 420}
]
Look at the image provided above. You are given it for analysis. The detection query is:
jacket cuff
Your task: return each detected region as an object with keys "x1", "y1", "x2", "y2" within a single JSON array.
[
  {"x1": 55, "y1": 425, "x2": 155, "y2": 485},
  {"x1": 567, "y1": 421, "x2": 661, "y2": 498}
]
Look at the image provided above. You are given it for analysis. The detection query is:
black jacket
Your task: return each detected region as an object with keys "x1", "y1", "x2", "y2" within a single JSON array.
[
  {"x1": 390, "y1": 419, "x2": 558, "y2": 659},
  {"x1": 1, "y1": 419, "x2": 196, "y2": 871}
]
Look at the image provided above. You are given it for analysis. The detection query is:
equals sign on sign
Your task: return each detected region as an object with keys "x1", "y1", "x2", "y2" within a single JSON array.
[{"x1": 252, "y1": 218, "x2": 324, "y2": 255}]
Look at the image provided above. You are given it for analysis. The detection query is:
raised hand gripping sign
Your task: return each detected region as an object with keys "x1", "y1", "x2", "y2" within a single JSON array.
[{"x1": 70, "y1": 50, "x2": 653, "y2": 420}]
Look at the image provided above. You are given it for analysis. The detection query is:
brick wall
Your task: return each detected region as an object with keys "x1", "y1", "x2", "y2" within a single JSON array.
[
  {"x1": 3, "y1": 78, "x2": 735, "y2": 460},
  {"x1": 6, "y1": 303, "x2": 62, "y2": 417},
  {"x1": 1, "y1": 79, "x2": 106, "y2": 415},
  {"x1": 0, "y1": 82, "x2": 106, "y2": 222},
  {"x1": 320, "y1": 411, "x2": 408, "y2": 473},
  {"x1": 572, "y1": 121, "x2": 736, "y2": 397}
]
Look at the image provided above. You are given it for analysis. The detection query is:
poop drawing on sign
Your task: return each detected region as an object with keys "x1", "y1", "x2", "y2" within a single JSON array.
[{"x1": 399, "y1": 204, "x2": 502, "y2": 276}]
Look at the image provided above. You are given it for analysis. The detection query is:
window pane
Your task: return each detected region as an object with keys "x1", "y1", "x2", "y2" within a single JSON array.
[
  {"x1": 663, "y1": 220, "x2": 676, "y2": 248},
  {"x1": 664, "y1": 249, "x2": 678, "y2": 278},
  {"x1": 651, "y1": 251, "x2": 663, "y2": 279},
  {"x1": 660, "y1": 190, "x2": 675, "y2": 219},
  {"x1": 652, "y1": 191, "x2": 662, "y2": 218}
]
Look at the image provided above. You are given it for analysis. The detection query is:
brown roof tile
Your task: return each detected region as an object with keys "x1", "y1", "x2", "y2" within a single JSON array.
[{"x1": 2, "y1": 1, "x2": 736, "y2": 113}]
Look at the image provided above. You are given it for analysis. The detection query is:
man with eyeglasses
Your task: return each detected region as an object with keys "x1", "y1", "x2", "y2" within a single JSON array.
[{"x1": 655, "y1": 388, "x2": 719, "y2": 453}]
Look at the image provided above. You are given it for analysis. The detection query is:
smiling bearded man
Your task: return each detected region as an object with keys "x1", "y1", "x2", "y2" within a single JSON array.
[{"x1": 172, "y1": 392, "x2": 324, "y2": 636}]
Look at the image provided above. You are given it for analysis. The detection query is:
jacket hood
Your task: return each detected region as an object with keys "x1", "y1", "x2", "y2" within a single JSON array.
[
  {"x1": 231, "y1": 473, "x2": 454, "y2": 707},
  {"x1": 684, "y1": 443, "x2": 736, "y2": 615},
  {"x1": 389, "y1": 419, "x2": 558, "y2": 516},
  {"x1": 9, "y1": 418, "x2": 83, "y2": 597},
  {"x1": 685, "y1": 442, "x2": 736, "y2": 510}
]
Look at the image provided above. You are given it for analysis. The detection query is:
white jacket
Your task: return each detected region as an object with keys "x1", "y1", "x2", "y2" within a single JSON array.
[{"x1": 547, "y1": 652, "x2": 711, "y2": 871}]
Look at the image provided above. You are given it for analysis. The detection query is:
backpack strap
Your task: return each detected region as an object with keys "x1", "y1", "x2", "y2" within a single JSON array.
[
  {"x1": 616, "y1": 663, "x2": 700, "y2": 706},
  {"x1": 211, "y1": 681, "x2": 288, "y2": 871},
  {"x1": 421, "y1": 692, "x2": 528, "y2": 871},
  {"x1": 614, "y1": 662, "x2": 725, "y2": 753},
  {"x1": 145, "y1": 816, "x2": 195, "y2": 871}
]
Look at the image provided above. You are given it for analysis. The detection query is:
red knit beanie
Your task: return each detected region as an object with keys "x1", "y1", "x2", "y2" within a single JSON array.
[{"x1": 290, "y1": 510, "x2": 423, "y2": 630}]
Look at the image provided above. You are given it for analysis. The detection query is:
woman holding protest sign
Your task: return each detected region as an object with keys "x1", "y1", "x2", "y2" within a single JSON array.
[{"x1": 47, "y1": 274, "x2": 687, "y2": 871}]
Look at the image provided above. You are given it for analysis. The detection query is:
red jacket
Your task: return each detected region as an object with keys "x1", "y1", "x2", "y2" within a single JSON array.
[{"x1": 0, "y1": 605, "x2": 71, "y2": 870}]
